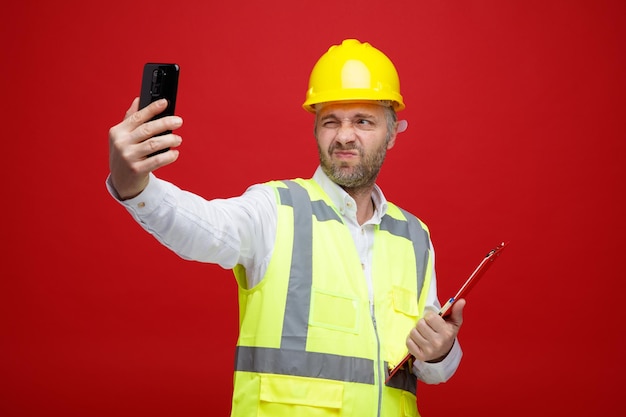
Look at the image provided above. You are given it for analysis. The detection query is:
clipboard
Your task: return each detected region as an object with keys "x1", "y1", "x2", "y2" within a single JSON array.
[{"x1": 385, "y1": 241, "x2": 508, "y2": 384}]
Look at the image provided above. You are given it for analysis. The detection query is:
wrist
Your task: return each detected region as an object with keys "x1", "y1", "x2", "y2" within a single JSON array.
[{"x1": 425, "y1": 340, "x2": 455, "y2": 363}]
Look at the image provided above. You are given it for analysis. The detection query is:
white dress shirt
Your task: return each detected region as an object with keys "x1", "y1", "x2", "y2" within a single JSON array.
[{"x1": 106, "y1": 166, "x2": 462, "y2": 383}]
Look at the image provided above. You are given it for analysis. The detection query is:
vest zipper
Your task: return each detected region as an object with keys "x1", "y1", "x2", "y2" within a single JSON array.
[{"x1": 371, "y1": 301, "x2": 383, "y2": 417}]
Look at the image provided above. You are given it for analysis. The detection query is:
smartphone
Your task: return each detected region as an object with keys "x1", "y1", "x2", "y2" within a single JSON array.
[
  {"x1": 385, "y1": 241, "x2": 508, "y2": 383},
  {"x1": 138, "y1": 63, "x2": 180, "y2": 157}
]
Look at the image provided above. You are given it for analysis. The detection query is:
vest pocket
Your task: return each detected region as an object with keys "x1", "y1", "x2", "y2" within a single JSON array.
[
  {"x1": 309, "y1": 288, "x2": 360, "y2": 334},
  {"x1": 259, "y1": 374, "x2": 343, "y2": 416},
  {"x1": 391, "y1": 286, "x2": 418, "y2": 318}
]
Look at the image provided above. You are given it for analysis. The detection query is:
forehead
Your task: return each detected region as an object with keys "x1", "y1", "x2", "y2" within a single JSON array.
[{"x1": 316, "y1": 102, "x2": 386, "y2": 119}]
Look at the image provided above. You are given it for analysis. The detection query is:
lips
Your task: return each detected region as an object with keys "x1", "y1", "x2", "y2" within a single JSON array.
[
  {"x1": 334, "y1": 150, "x2": 358, "y2": 158},
  {"x1": 330, "y1": 144, "x2": 360, "y2": 159}
]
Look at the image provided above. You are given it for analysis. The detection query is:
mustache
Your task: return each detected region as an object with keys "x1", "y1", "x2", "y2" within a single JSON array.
[{"x1": 329, "y1": 143, "x2": 361, "y2": 153}]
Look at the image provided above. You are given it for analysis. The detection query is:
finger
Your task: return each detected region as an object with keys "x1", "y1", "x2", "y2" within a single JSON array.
[
  {"x1": 409, "y1": 325, "x2": 430, "y2": 346},
  {"x1": 139, "y1": 133, "x2": 183, "y2": 159},
  {"x1": 415, "y1": 313, "x2": 438, "y2": 341},
  {"x1": 123, "y1": 97, "x2": 140, "y2": 120},
  {"x1": 406, "y1": 330, "x2": 428, "y2": 359},
  {"x1": 130, "y1": 115, "x2": 183, "y2": 145},
  {"x1": 407, "y1": 326, "x2": 442, "y2": 361},
  {"x1": 141, "y1": 147, "x2": 181, "y2": 170},
  {"x1": 126, "y1": 98, "x2": 169, "y2": 130},
  {"x1": 422, "y1": 309, "x2": 446, "y2": 332}
]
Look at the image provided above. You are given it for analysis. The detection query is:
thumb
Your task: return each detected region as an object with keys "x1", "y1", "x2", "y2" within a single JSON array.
[{"x1": 447, "y1": 298, "x2": 466, "y2": 329}]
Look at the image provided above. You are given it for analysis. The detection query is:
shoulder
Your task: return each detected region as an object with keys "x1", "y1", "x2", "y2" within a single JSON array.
[
  {"x1": 384, "y1": 201, "x2": 430, "y2": 234},
  {"x1": 262, "y1": 178, "x2": 321, "y2": 201}
]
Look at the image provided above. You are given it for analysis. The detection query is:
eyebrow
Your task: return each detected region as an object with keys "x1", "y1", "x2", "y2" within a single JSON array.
[{"x1": 319, "y1": 112, "x2": 377, "y2": 122}]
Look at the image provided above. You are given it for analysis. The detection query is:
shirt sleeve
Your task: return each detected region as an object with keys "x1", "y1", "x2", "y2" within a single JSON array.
[
  {"x1": 411, "y1": 239, "x2": 463, "y2": 384},
  {"x1": 105, "y1": 173, "x2": 277, "y2": 286},
  {"x1": 412, "y1": 339, "x2": 463, "y2": 384}
]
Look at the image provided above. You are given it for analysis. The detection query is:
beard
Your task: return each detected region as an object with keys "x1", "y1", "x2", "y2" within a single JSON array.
[{"x1": 318, "y1": 140, "x2": 388, "y2": 190}]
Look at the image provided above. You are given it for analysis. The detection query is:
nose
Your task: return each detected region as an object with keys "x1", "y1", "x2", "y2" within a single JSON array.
[{"x1": 336, "y1": 122, "x2": 356, "y2": 145}]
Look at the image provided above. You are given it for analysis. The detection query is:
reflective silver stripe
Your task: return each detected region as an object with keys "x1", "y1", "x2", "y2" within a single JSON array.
[
  {"x1": 380, "y1": 209, "x2": 429, "y2": 302},
  {"x1": 277, "y1": 186, "x2": 293, "y2": 206},
  {"x1": 278, "y1": 187, "x2": 342, "y2": 223},
  {"x1": 235, "y1": 346, "x2": 375, "y2": 384},
  {"x1": 312, "y1": 200, "x2": 342, "y2": 222},
  {"x1": 277, "y1": 182, "x2": 345, "y2": 350},
  {"x1": 279, "y1": 182, "x2": 312, "y2": 351},
  {"x1": 379, "y1": 214, "x2": 411, "y2": 239}
]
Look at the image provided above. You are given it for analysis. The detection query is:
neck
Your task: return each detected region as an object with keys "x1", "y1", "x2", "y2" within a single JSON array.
[{"x1": 344, "y1": 185, "x2": 375, "y2": 225}]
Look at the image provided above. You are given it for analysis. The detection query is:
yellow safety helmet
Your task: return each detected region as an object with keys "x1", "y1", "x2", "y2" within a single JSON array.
[{"x1": 303, "y1": 39, "x2": 405, "y2": 113}]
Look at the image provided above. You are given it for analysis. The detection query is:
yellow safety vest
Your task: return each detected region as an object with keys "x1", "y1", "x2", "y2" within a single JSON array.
[{"x1": 231, "y1": 178, "x2": 433, "y2": 417}]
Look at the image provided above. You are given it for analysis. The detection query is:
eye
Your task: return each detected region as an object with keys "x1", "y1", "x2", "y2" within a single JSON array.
[
  {"x1": 355, "y1": 119, "x2": 375, "y2": 129},
  {"x1": 322, "y1": 120, "x2": 339, "y2": 128}
]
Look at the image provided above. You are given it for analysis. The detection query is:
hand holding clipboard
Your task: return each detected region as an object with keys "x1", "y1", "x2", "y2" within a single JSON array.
[{"x1": 385, "y1": 241, "x2": 508, "y2": 383}]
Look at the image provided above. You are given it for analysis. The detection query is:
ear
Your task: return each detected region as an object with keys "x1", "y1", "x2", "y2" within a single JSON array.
[
  {"x1": 387, "y1": 132, "x2": 397, "y2": 150},
  {"x1": 387, "y1": 120, "x2": 407, "y2": 150}
]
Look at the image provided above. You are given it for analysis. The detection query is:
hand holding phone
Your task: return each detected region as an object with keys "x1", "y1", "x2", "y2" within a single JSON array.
[{"x1": 138, "y1": 63, "x2": 180, "y2": 157}]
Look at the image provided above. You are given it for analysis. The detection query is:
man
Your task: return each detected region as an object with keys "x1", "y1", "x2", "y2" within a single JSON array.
[{"x1": 107, "y1": 39, "x2": 464, "y2": 416}]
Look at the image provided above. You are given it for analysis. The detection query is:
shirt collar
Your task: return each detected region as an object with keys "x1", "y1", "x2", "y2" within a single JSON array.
[{"x1": 312, "y1": 166, "x2": 388, "y2": 224}]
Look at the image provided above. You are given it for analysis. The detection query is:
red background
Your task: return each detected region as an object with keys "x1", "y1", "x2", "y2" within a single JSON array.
[{"x1": 2, "y1": 0, "x2": 625, "y2": 415}]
